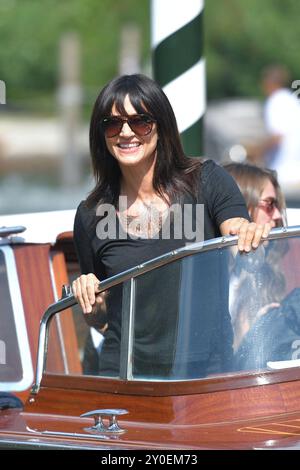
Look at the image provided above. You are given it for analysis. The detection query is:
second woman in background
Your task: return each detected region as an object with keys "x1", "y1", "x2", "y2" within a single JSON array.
[
  {"x1": 223, "y1": 162, "x2": 286, "y2": 228},
  {"x1": 224, "y1": 162, "x2": 290, "y2": 369}
]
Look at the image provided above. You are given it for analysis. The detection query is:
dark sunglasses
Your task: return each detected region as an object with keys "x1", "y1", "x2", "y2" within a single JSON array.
[
  {"x1": 258, "y1": 198, "x2": 279, "y2": 215},
  {"x1": 101, "y1": 114, "x2": 156, "y2": 138}
]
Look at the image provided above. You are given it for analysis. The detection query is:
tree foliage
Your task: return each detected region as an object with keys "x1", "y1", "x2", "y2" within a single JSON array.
[
  {"x1": 1, "y1": 0, "x2": 300, "y2": 109},
  {"x1": 205, "y1": 0, "x2": 300, "y2": 98},
  {"x1": 0, "y1": 0, "x2": 150, "y2": 109}
]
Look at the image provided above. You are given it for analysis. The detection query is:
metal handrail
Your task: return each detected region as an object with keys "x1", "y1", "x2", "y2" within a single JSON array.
[
  {"x1": 0, "y1": 226, "x2": 26, "y2": 238},
  {"x1": 31, "y1": 225, "x2": 300, "y2": 393}
]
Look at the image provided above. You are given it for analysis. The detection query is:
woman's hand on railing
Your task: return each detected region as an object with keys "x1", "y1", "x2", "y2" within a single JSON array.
[
  {"x1": 220, "y1": 218, "x2": 272, "y2": 252},
  {"x1": 72, "y1": 273, "x2": 102, "y2": 314}
]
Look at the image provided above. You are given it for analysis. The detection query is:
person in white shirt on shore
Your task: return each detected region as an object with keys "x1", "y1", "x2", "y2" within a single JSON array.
[{"x1": 261, "y1": 65, "x2": 300, "y2": 190}]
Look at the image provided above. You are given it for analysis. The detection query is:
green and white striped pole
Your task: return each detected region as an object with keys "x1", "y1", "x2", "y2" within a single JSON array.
[{"x1": 151, "y1": 0, "x2": 205, "y2": 156}]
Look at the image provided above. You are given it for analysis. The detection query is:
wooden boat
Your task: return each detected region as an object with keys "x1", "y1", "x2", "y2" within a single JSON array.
[{"x1": 1, "y1": 211, "x2": 300, "y2": 450}]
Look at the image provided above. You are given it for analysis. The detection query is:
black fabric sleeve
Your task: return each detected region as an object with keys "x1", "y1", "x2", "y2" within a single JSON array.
[
  {"x1": 202, "y1": 160, "x2": 250, "y2": 226},
  {"x1": 73, "y1": 202, "x2": 95, "y2": 275}
]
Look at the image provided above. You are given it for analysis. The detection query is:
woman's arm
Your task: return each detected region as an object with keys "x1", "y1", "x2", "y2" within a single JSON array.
[{"x1": 73, "y1": 204, "x2": 102, "y2": 314}]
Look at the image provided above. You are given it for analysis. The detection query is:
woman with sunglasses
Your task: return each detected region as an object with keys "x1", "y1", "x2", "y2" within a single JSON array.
[
  {"x1": 223, "y1": 162, "x2": 286, "y2": 227},
  {"x1": 72, "y1": 74, "x2": 271, "y2": 377}
]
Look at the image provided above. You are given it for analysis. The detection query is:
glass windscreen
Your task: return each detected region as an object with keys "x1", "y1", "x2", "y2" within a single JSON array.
[
  {"x1": 46, "y1": 283, "x2": 124, "y2": 378},
  {"x1": 133, "y1": 236, "x2": 300, "y2": 379},
  {"x1": 45, "y1": 234, "x2": 300, "y2": 381}
]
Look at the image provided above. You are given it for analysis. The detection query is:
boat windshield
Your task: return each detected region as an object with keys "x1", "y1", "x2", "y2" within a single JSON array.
[{"x1": 46, "y1": 232, "x2": 300, "y2": 381}]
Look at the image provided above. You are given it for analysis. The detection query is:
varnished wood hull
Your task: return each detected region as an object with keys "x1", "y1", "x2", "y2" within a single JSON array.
[{"x1": 3, "y1": 371, "x2": 300, "y2": 449}]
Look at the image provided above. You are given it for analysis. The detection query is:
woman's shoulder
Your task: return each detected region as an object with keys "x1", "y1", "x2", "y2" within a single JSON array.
[
  {"x1": 198, "y1": 158, "x2": 227, "y2": 184},
  {"x1": 196, "y1": 158, "x2": 246, "y2": 208},
  {"x1": 75, "y1": 200, "x2": 97, "y2": 232},
  {"x1": 76, "y1": 199, "x2": 95, "y2": 217}
]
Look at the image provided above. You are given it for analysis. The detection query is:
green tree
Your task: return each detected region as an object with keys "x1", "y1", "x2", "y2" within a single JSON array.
[
  {"x1": 0, "y1": 0, "x2": 150, "y2": 111},
  {"x1": 205, "y1": 0, "x2": 300, "y2": 99},
  {"x1": 1, "y1": 0, "x2": 300, "y2": 108}
]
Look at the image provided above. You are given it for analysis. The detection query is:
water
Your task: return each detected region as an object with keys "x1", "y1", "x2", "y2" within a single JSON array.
[{"x1": 0, "y1": 174, "x2": 93, "y2": 215}]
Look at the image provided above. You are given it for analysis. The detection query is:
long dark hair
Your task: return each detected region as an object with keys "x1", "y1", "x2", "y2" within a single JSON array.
[{"x1": 87, "y1": 74, "x2": 202, "y2": 208}]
